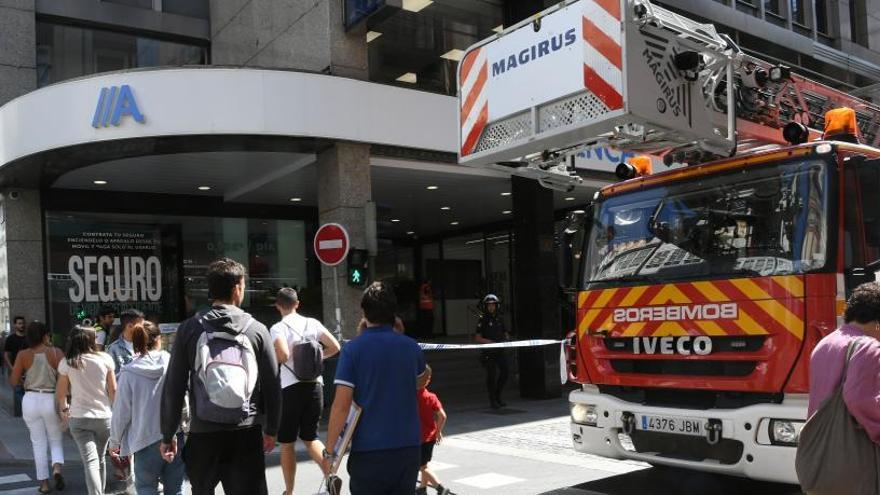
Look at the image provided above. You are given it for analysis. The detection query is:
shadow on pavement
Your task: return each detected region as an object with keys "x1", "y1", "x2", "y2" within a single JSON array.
[{"x1": 541, "y1": 467, "x2": 804, "y2": 495}]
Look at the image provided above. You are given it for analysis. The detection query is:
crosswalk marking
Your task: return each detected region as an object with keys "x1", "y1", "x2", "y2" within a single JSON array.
[
  {"x1": 0, "y1": 474, "x2": 30, "y2": 486},
  {"x1": 0, "y1": 488, "x2": 40, "y2": 495},
  {"x1": 454, "y1": 473, "x2": 524, "y2": 489},
  {"x1": 428, "y1": 461, "x2": 457, "y2": 472}
]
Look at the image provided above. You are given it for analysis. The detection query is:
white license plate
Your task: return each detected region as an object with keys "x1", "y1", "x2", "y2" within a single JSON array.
[{"x1": 637, "y1": 414, "x2": 704, "y2": 436}]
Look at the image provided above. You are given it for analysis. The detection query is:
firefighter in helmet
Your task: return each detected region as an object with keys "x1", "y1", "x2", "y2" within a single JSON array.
[{"x1": 475, "y1": 294, "x2": 510, "y2": 409}]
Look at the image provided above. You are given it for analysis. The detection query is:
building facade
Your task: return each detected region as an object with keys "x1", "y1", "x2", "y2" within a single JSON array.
[{"x1": 0, "y1": 0, "x2": 879, "y2": 396}]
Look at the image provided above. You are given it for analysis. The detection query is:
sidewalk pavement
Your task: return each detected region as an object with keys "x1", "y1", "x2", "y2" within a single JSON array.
[
  {"x1": 0, "y1": 378, "x2": 83, "y2": 468},
  {"x1": 0, "y1": 379, "x2": 577, "y2": 464},
  {"x1": 2, "y1": 371, "x2": 606, "y2": 494}
]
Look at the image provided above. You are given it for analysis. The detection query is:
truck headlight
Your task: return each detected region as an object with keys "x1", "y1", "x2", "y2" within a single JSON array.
[
  {"x1": 571, "y1": 404, "x2": 598, "y2": 426},
  {"x1": 769, "y1": 419, "x2": 804, "y2": 446}
]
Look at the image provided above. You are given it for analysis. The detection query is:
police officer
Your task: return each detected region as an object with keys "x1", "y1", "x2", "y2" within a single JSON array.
[
  {"x1": 475, "y1": 294, "x2": 509, "y2": 409},
  {"x1": 94, "y1": 305, "x2": 116, "y2": 350}
]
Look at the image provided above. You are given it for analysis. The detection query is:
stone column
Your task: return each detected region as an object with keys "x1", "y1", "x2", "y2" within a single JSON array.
[
  {"x1": 0, "y1": 0, "x2": 36, "y2": 106},
  {"x1": 317, "y1": 143, "x2": 371, "y2": 339},
  {"x1": 512, "y1": 176, "x2": 562, "y2": 399},
  {"x1": 0, "y1": 189, "x2": 46, "y2": 327},
  {"x1": 0, "y1": 1, "x2": 39, "y2": 329}
]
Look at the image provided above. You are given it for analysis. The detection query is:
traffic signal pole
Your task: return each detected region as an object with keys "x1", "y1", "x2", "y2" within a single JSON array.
[{"x1": 333, "y1": 265, "x2": 343, "y2": 341}]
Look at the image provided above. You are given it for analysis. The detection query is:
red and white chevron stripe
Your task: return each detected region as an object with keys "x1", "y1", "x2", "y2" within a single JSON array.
[
  {"x1": 582, "y1": 0, "x2": 623, "y2": 110},
  {"x1": 459, "y1": 47, "x2": 489, "y2": 156}
]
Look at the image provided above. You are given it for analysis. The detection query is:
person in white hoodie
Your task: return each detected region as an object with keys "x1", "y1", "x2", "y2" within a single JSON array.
[{"x1": 109, "y1": 321, "x2": 185, "y2": 495}]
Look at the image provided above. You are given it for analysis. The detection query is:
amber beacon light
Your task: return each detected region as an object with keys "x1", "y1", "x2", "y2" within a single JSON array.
[
  {"x1": 615, "y1": 155, "x2": 654, "y2": 180},
  {"x1": 823, "y1": 107, "x2": 861, "y2": 143}
]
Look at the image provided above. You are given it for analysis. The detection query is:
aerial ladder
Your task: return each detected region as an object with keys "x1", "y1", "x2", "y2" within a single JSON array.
[{"x1": 457, "y1": 0, "x2": 880, "y2": 189}]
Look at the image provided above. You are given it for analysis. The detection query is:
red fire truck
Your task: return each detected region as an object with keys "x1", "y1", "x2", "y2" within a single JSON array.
[{"x1": 457, "y1": 0, "x2": 880, "y2": 484}]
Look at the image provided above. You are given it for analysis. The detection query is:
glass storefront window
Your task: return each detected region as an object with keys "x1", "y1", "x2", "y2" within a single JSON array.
[
  {"x1": 420, "y1": 242, "x2": 443, "y2": 337},
  {"x1": 36, "y1": 22, "x2": 208, "y2": 87},
  {"x1": 104, "y1": 0, "x2": 156, "y2": 9},
  {"x1": 45, "y1": 211, "x2": 310, "y2": 336},
  {"x1": 104, "y1": 0, "x2": 210, "y2": 19},
  {"x1": 432, "y1": 234, "x2": 485, "y2": 336}
]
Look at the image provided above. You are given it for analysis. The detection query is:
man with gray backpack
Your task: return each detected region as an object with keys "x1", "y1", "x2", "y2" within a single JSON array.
[
  {"x1": 270, "y1": 287, "x2": 340, "y2": 495},
  {"x1": 160, "y1": 258, "x2": 281, "y2": 495}
]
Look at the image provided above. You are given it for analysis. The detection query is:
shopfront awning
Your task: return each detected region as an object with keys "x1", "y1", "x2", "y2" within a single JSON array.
[{"x1": 0, "y1": 67, "x2": 458, "y2": 178}]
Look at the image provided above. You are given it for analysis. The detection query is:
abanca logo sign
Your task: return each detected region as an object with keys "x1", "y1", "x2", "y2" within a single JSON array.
[
  {"x1": 92, "y1": 85, "x2": 145, "y2": 128},
  {"x1": 491, "y1": 28, "x2": 577, "y2": 77}
]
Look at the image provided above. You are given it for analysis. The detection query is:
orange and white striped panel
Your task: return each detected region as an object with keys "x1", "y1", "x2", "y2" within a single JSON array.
[
  {"x1": 581, "y1": 0, "x2": 623, "y2": 110},
  {"x1": 577, "y1": 275, "x2": 806, "y2": 340},
  {"x1": 459, "y1": 48, "x2": 489, "y2": 157}
]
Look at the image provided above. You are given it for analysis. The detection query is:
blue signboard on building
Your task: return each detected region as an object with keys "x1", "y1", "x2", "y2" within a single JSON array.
[{"x1": 344, "y1": 0, "x2": 397, "y2": 30}]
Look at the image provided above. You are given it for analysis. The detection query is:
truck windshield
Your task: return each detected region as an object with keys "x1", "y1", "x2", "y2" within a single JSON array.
[{"x1": 584, "y1": 157, "x2": 829, "y2": 285}]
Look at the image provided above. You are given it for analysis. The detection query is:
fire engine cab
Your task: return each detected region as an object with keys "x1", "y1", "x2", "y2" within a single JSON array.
[{"x1": 456, "y1": 0, "x2": 880, "y2": 485}]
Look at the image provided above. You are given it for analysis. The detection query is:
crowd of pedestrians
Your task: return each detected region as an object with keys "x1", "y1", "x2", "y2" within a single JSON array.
[
  {"x1": 18, "y1": 259, "x2": 880, "y2": 494},
  {"x1": 2, "y1": 256, "x2": 463, "y2": 495}
]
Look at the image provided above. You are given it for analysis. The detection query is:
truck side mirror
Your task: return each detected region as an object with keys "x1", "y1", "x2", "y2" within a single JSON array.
[{"x1": 561, "y1": 205, "x2": 592, "y2": 290}]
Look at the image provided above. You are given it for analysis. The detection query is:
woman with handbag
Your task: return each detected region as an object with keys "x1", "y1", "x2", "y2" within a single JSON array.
[
  {"x1": 56, "y1": 326, "x2": 116, "y2": 495},
  {"x1": 8, "y1": 321, "x2": 65, "y2": 493},
  {"x1": 797, "y1": 281, "x2": 880, "y2": 494}
]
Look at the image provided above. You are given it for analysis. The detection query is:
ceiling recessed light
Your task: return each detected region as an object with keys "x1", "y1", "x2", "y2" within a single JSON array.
[
  {"x1": 492, "y1": 24, "x2": 504, "y2": 33},
  {"x1": 573, "y1": 209, "x2": 586, "y2": 214},
  {"x1": 426, "y1": 185, "x2": 438, "y2": 190},
  {"x1": 93, "y1": 180, "x2": 107, "y2": 185},
  {"x1": 440, "y1": 49, "x2": 465, "y2": 61},
  {"x1": 440, "y1": 206, "x2": 451, "y2": 211},
  {"x1": 406, "y1": 231, "x2": 415, "y2": 235},
  {"x1": 450, "y1": 221, "x2": 459, "y2": 226},
  {"x1": 565, "y1": 197, "x2": 576, "y2": 201},
  {"x1": 391, "y1": 218, "x2": 401, "y2": 223},
  {"x1": 396, "y1": 72, "x2": 418, "y2": 84},
  {"x1": 501, "y1": 192, "x2": 511, "y2": 196},
  {"x1": 289, "y1": 197, "x2": 302, "y2": 202},
  {"x1": 366, "y1": 31, "x2": 382, "y2": 43},
  {"x1": 402, "y1": 0, "x2": 433, "y2": 12},
  {"x1": 502, "y1": 210, "x2": 512, "y2": 214},
  {"x1": 198, "y1": 186, "x2": 211, "y2": 191}
]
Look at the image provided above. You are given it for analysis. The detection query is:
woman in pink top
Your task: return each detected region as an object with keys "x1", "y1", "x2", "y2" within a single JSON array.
[{"x1": 808, "y1": 282, "x2": 880, "y2": 443}]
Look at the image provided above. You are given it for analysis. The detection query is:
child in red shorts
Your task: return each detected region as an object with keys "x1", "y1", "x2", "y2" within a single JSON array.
[{"x1": 417, "y1": 365, "x2": 452, "y2": 495}]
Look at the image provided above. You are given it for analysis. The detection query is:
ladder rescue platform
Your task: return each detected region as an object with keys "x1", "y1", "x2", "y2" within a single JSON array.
[{"x1": 458, "y1": 0, "x2": 880, "y2": 186}]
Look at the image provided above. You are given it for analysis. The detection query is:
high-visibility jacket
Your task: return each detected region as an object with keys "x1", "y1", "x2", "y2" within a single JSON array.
[{"x1": 419, "y1": 283, "x2": 434, "y2": 311}]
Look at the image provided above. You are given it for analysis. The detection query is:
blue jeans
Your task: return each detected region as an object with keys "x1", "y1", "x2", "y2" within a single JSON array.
[{"x1": 133, "y1": 439, "x2": 185, "y2": 495}]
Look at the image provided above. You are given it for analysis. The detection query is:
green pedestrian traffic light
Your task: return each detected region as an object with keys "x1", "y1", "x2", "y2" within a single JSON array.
[{"x1": 347, "y1": 249, "x2": 369, "y2": 288}]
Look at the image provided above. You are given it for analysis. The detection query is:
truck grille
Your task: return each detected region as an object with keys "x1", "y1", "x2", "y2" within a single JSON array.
[
  {"x1": 609, "y1": 359, "x2": 757, "y2": 377},
  {"x1": 626, "y1": 430, "x2": 743, "y2": 465},
  {"x1": 600, "y1": 386, "x2": 782, "y2": 409}
]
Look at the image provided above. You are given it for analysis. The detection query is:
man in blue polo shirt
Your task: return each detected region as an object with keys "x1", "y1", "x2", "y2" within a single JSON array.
[{"x1": 324, "y1": 281, "x2": 426, "y2": 494}]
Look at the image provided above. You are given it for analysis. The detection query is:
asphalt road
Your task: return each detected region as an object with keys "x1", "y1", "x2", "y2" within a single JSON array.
[{"x1": 0, "y1": 407, "x2": 804, "y2": 495}]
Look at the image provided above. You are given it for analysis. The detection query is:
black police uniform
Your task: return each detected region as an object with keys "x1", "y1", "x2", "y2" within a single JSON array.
[{"x1": 476, "y1": 313, "x2": 509, "y2": 408}]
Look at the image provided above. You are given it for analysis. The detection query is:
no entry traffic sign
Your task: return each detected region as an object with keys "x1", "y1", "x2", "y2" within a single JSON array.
[{"x1": 314, "y1": 223, "x2": 350, "y2": 266}]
